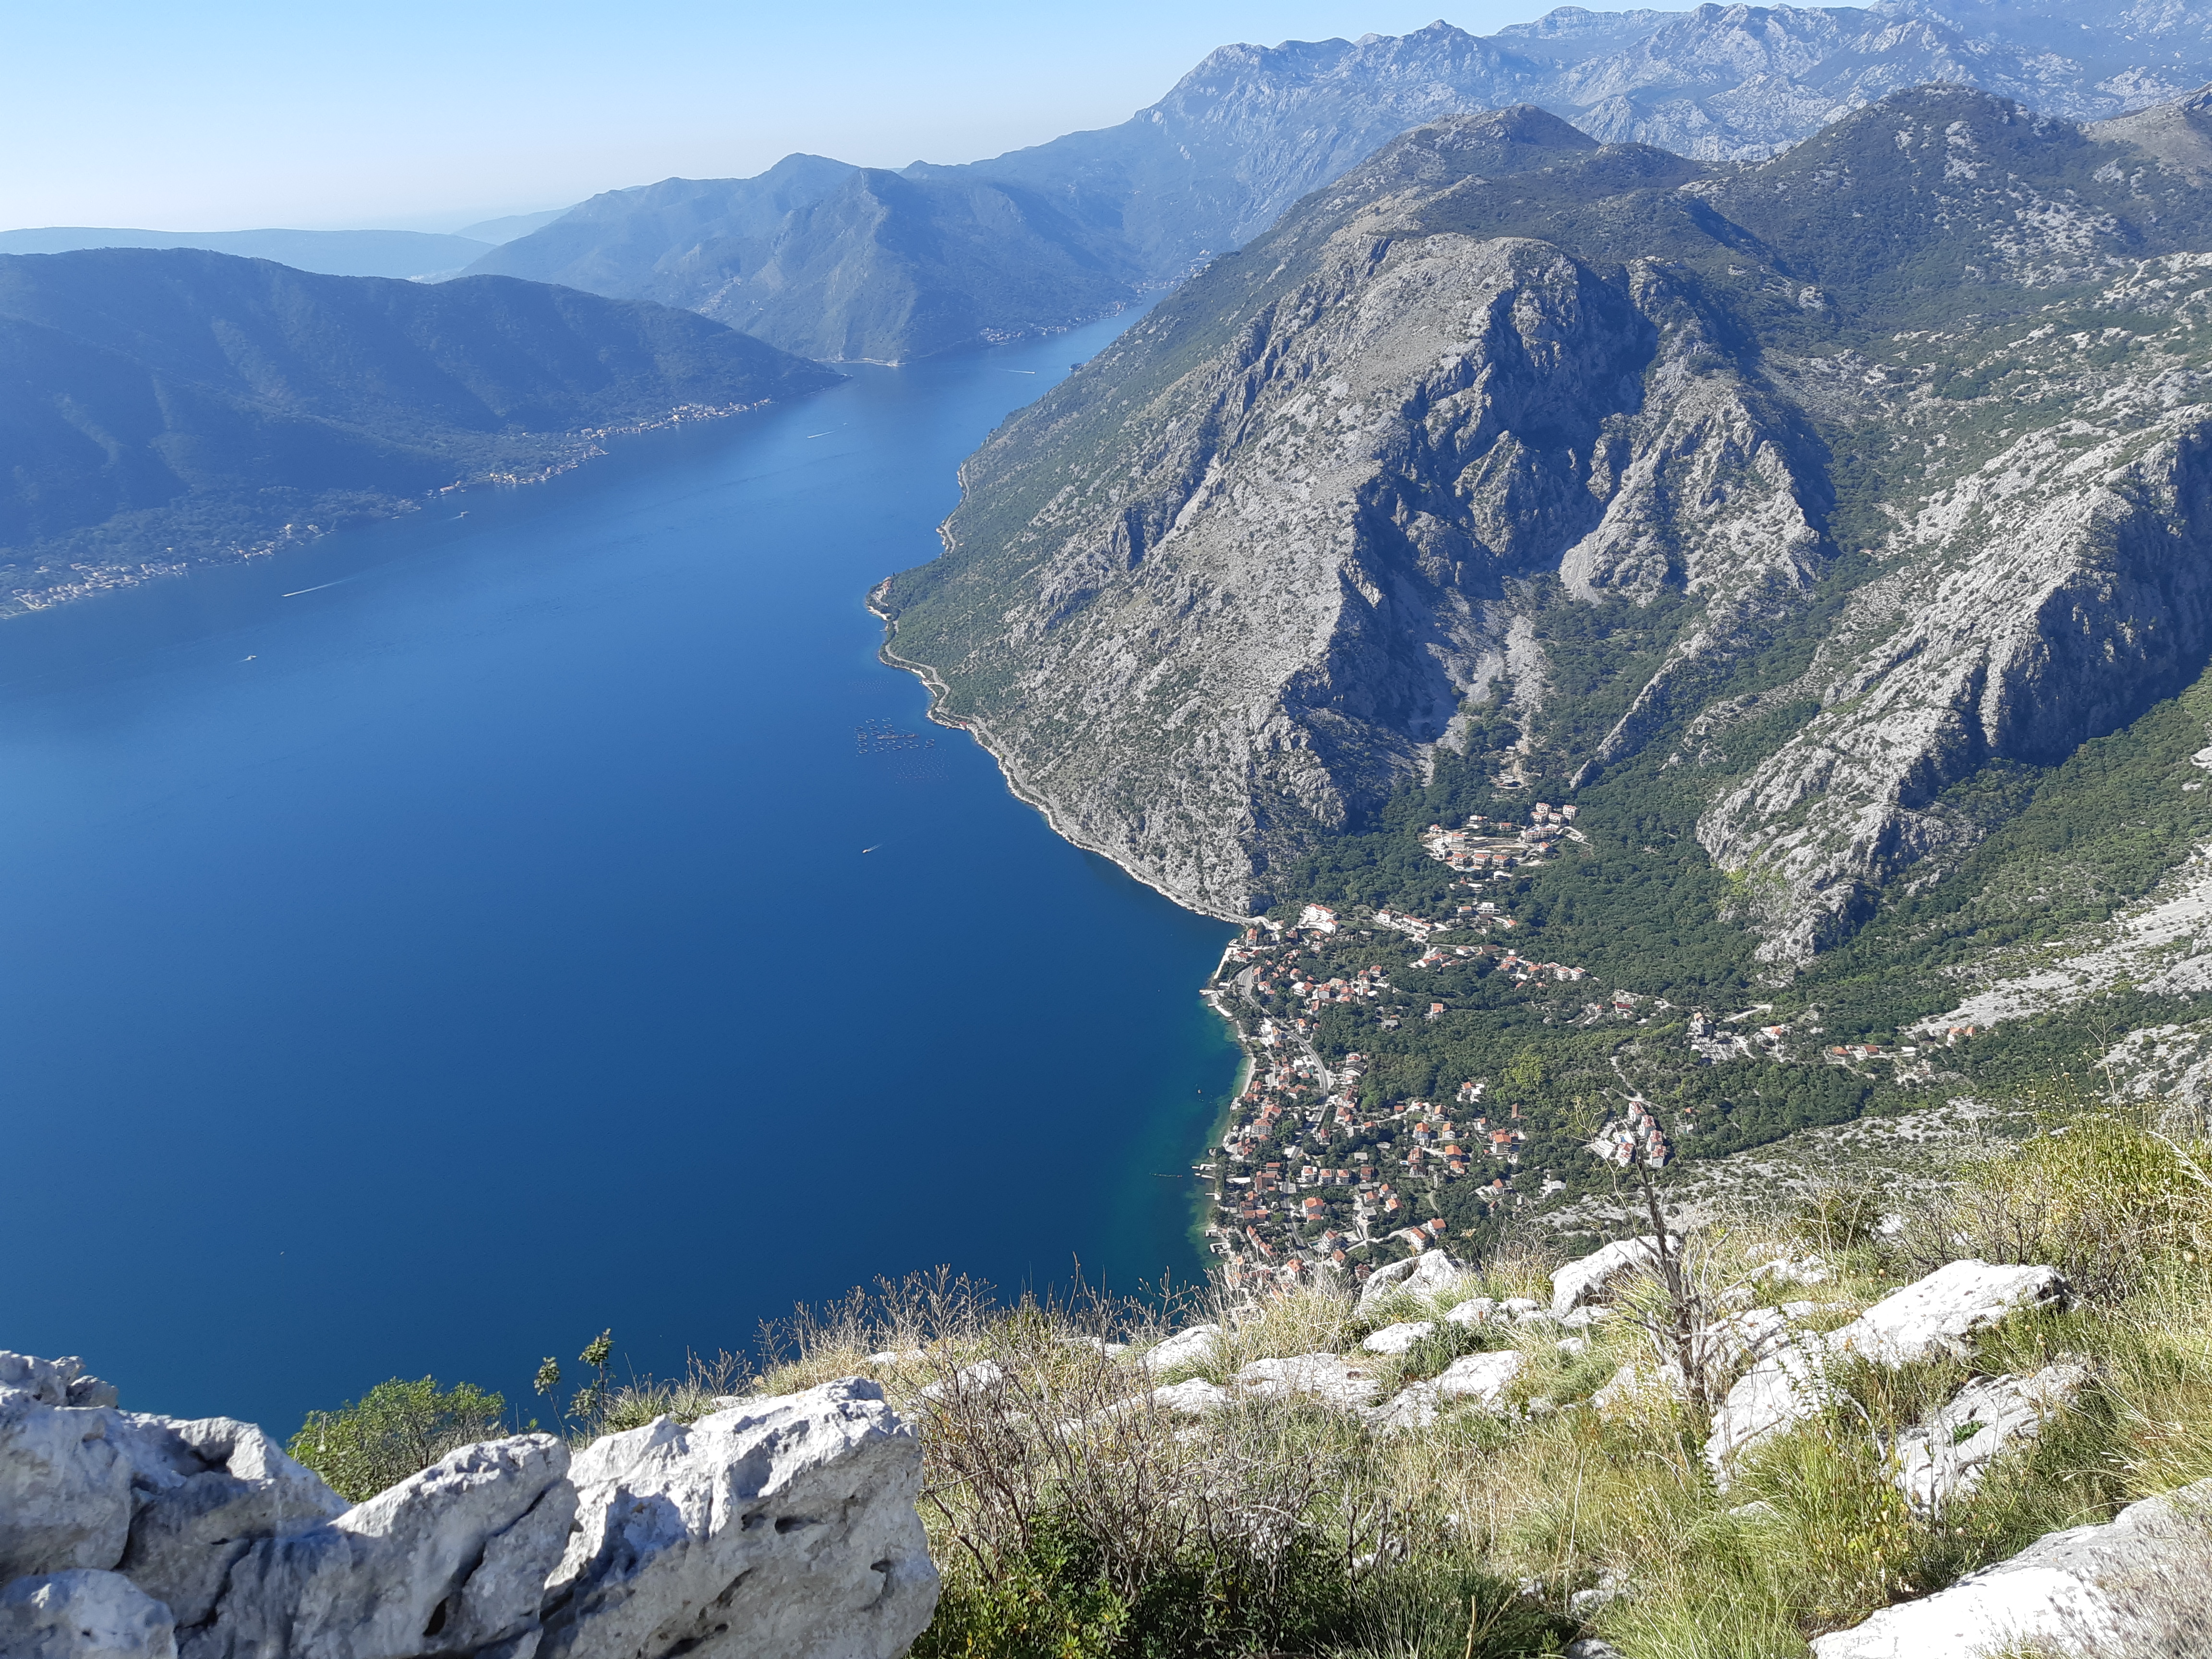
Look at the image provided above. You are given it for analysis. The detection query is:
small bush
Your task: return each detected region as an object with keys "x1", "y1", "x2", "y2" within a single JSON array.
[
  {"x1": 1902, "y1": 1109, "x2": 2212, "y2": 1301},
  {"x1": 289, "y1": 1376, "x2": 506, "y2": 1503}
]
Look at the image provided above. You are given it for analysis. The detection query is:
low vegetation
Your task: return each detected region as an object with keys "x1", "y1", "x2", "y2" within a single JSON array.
[{"x1": 286, "y1": 1092, "x2": 2212, "y2": 1655}]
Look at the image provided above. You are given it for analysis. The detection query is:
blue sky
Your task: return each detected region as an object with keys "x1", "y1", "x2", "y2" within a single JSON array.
[{"x1": 1, "y1": 0, "x2": 1649, "y2": 232}]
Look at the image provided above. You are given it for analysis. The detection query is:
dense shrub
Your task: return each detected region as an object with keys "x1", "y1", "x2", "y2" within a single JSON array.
[{"x1": 287, "y1": 1376, "x2": 506, "y2": 1502}]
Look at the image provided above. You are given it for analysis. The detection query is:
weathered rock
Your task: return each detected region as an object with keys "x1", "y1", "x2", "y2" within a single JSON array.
[
  {"x1": 1550, "y1": 1237, "x2": 1679, "y2": 1319},
  {"x1": 0, "y1": 1388, "x2": 133, "y2": 1582},
  {"x1": 1359, "y1": 1322, "x2": 1435, "y2": 1355},
  {"x1": 1432, "y1": 1350, "x2": 1526, "y2": 1410},
  {"x1": 1232, "y1": 1354, "x2": 1382, "y2": 1408},
  {"x1": 1828, "y1": 1262, "x2": 2068, "y2": 1368},
  {"x1": 1707, "y1": 1263, "x2": 2070, "y2": 1476},
  {"x1": 0, "y1": 1570, "x2": 176, "y2": 1659},
  {"x1": 540, "y1": 1379, "x2": 937, "y2": 1659},
  {"x1": 1811, "y1": 1478, "x2": 2212, "y2": 1658},
  {"x1": 112, "y1": 1417, "x2": 348, "y2": 1630},
  {"x1": 1591, "y1": 1362, "x2": 1686, "y2": 1414},
  {"x1": 0, "y1": 1357, "x2": 119, "y2": 1412},
  {"x1": 1356, "y1": 1251, "x2": 1465, "y2": 1312},
  {"x1": 1140, "y1": 1325, "x2": 1222, "y2": 1374},
  {"x1": 1704, "y1": 1335, "x2": 1837, "y2": 1478},
  {"x1": 1894, "y1": 1362, "x2": 2088, "y2": 1515},
  {"x1": 187, "y1": 1433, "x2": 572, "y2": 1659},
  {"x1": 1364, "y1": 1349, "x2": 1525, "y2": 1432},
  {"x1": 1146, "y1": 1379, "x2": 1228, "y2": 1416},
  {"x1": 1443, "y1": 1298, "x2": 1498, "y2": 1328}
]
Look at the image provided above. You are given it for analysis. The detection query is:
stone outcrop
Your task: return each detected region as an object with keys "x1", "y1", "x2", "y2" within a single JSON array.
[
  {"x1": 1811, "y1": 1477, "x2": 2212, "y2": 1658},
  {"x1": 1139, "y1": 1324, "x2": 1222, "y2": 1373},
  {"x1": 1706, "y1": 1262, "x2": 2070, "y2": 1476},
  {"x1": 540, "y1": 1379, "x2": 937, "y2": 1659},
  {"x1": 1827, "y1": 1261, "x2": 2068, "y2": 1368},
  {"x1": 1233, "y1": 1354, "x2": 1382, "y2": 1408},
  {"x1": 1549, "y1": 1237, "x2": 1679, "y2": 1318},
  {"x1": 0, "y1": 1357, "x2": 937, "y2": 1659},
  {"x1": 1366, "y1": 1348, "x2": 1526, "y2": 1432},
  {"x1": 1358, "y1": 1251, "x2": 1467, "y2": 1312},
  {"x1": 1893, "y1": 1362, "x2": 2088, "y2": 1515},
  {"x1": 0, "y1": 1570, "x2": 177, "y2": 1659}
]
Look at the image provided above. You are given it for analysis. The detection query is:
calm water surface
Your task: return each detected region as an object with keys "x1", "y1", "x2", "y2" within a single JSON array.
[{"x1": 0, "y1": 313, "x2": 1239, "y2": 1434}]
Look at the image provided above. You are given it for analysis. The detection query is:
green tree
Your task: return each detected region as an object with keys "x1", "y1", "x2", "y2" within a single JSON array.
[{"x1": 288, "y1": 1376, "x2": 507, "y2": 1503}]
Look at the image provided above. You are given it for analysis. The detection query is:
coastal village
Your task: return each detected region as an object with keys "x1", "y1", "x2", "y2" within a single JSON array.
[{"x1": 1195, "y1": 798, "x2": 1954, "y2": 1289}]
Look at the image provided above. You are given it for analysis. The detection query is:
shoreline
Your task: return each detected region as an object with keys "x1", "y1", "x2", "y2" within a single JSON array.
[
  {"x1": 867, "y1": 580, "x2": 1249, "y2": 928},
  {"x1": 869, "y1": 578, "x2": 1256, "y2": 1269},
  {"x1": 0, "y1": 398, "x2": 782, "y2": 624}
]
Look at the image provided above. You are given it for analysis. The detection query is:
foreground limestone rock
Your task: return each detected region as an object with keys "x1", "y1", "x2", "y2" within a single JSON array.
[
  {"x1": 1233, "y1": 1354, "x2": 1382, "y2": 1407},
  {"x1": 193, "y1": 1434, "x2": 572, "y2": 1659},
  {"x1": 540, "y1": 1378, "x2": 937, "y2": 1659},
  {"x1": 1828, "y1": 1261, "x2": 2068, "y2": 1367},
  {"x1": 0, "y1": 1358, "x2": 938, "y2": 1659},
  {"x1": 113, "y1": 1416, "x2": 350, "y2": 1630},
  {"x1": 1707, "y1": 1262, "x2": 2069, "y2": 1476},
  {"x1": 0, "y1": 1358, "x2": 135, "y2": 1582},
  {"x1": 1140, "y1": 1324, "x2": 1223, "y2": 1373},
  {"x1": 1550, "y1": 1237, "x2": 1679, "y2": 1319},
  {"x1": 1367, "y1": 1349, "x2": 1526, "y2": 1432},
  {"x1": 0, "y1": 1569, "x2": 176, "y2": 1659},
  {"x1": 1811, "y1": 1478, "x2": 2212, "y2": 1658},
  {"x1": 1893, "y1": 1362, "x2": 2088, "y2": 1515},
  {"x1": 1356, "y1": 1251, "x2": 1465, "y2": 1312}
]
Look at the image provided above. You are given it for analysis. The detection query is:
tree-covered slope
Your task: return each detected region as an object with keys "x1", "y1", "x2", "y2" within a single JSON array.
[
  {"x1": 0, "y1": 248, "x2": 839, "y2": 609},
  {"x1": 469, "y1": 161, "x2": 1137, "y2": 364}
]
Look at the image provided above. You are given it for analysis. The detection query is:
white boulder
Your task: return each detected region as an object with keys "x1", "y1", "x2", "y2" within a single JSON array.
[
  {"x1": 189, "y1": 1433, "x2": 574, "y2": 1659},
  {"x1": 540, "y1": 1378, "x2": 938, "y2": 1659},
  {"x1": 0, "y1": 1570, "x2": 176, "y2": 1659},
  {"x1": 1359, "y1": 1322, "x2": 1434, "y2": 1355},
  {"x1": 1232, "y1": 1354, "x2": 1381, "y2": 1407},
  {"x1": 1432, "y1": 1350, "x2": 1526, "y2": 1410},
  {"x1": 1894, "y1": 1363, "x2": 2087, "y2": 1515},
  {"x1": 1443, "y1": 1298, "x2": 1498, "y2": 1327},
  {"x1": 1356, "y1": 1250, "x2": 1465, "y2": 1311},
  {"x1": 1705, "y1": 1335, "x2": 1837, "y2": 1477},
  {"x1": 0, "y1": 1357, "x2": 118, "y2": 1412},
  {"x1": 1550, "y1": 1237, "x2": 1679, "y2": 1318},
  {"x1": 0, "y1": 1390, "x2": 133, "y2": 1583},
  {"x1": 1811, "y1": 1478, "x2": 2212, "y2": 1657},
  {"x1": 1365, "y1": 1348, "x2": 1525, "y2": 1433},
  {"x1": 1828, "y1": 1261, "x2": 2067, "y2": 1368},
  {"x1": 1140, "y1": 1325, "x2": 1222, "y2": 1374},
  {"x1": 1146, "y1": 1380, "x2": 1228, "y2": 1416}
]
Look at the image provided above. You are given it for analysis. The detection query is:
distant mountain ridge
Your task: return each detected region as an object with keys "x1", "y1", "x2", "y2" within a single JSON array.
[
  {"x1": 474, "y1": 1, "x2": 2212, "y2": 362},
  {"x1": 468, "y1": 156, "x2": 1136, "y2": 363},
  {"x1": 0, "y1": 226, "x2": 497, "y2": 280},
  {"x1": 0, "y1": 248, "x2": 838, "y2": 613}
]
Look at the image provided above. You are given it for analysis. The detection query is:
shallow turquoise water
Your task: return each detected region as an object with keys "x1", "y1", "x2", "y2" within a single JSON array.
[{"x1": 0, "y1": 314, "x2": 1239, "y2": 1434}]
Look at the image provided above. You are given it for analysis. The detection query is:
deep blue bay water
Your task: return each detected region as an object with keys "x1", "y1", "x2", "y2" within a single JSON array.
[{"x1": 0, "y1": 312, "x2": 1241, "y2": 1436}]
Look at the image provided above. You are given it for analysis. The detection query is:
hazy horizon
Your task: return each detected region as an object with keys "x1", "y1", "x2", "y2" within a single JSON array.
[{"x1": 1, "y1": 0, "x2": 1650, "y2": 235}]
